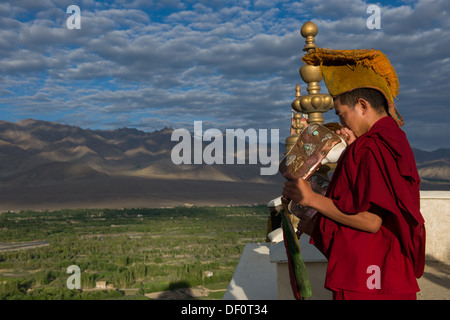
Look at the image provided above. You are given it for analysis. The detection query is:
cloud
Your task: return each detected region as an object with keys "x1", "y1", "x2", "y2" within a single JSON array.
[{"x1": 0, "y1": 0, "x2": 448, "y2": 151}]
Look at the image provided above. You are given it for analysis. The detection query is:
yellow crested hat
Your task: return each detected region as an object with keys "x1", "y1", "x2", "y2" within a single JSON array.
[{"x1": 302, "y1": 48, "x2": 404, "y2": 126}]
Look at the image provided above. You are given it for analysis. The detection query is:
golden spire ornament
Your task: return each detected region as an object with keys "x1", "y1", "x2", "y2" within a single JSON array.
[
  {"x1": 286, "y1": 21, "x2": 334, "y2": 152},
  {"x1": 291, "y1": 21, "x2": 334, "y2": 125}
]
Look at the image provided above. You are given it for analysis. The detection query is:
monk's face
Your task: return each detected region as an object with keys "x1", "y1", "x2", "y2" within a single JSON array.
[{"x1": 334, "y1": 99, "x2": 368, "y2": 138}]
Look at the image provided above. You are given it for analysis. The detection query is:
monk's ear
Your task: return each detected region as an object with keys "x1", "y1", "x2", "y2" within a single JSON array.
[{"x1": 357, "y1": 98, "x2": 370, "y2": 114}]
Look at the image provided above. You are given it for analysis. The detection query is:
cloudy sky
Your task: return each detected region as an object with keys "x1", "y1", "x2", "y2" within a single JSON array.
[{"x1": 0, "y1": 0, "x2": 448, "y2": 151}]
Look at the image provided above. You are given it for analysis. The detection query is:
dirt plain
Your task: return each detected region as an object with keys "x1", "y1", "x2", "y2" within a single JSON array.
[{"x1": 0, "y1": 176, "x2": 284, "y2": 212}]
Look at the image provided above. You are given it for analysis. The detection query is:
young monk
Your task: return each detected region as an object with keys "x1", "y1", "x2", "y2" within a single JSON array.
[{"x1": 282, "y1": 49, "x2": 426, "y2": 300}]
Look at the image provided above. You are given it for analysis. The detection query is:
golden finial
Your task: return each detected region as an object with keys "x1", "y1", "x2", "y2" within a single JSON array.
[
  {"x1": 291, "y1": 21, "x2": 334, "y2": 125},
  {"x1": 300, "y1": 21, "x2": 318, "y2": 51},
  {"x1": 286, "y1": 84, "x2": 307, "y2": 152}
]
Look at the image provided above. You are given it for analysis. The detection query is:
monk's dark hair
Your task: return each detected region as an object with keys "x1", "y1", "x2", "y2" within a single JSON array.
[{"x1": 334, "y1": 88, "x2": 389, "y2": 115}]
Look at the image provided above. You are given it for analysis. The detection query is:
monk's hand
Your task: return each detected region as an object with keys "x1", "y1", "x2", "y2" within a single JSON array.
[
  {"x1": 282, "y1": 176, "x2": 315, "y2": 207},
  {"x1": 336, "y1": 127, "x2": 356, "y2": 145}
]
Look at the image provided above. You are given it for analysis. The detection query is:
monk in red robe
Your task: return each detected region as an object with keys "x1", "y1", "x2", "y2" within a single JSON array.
[{"x1": 282, "y1": 49, "x2": 426, "y2": 300}]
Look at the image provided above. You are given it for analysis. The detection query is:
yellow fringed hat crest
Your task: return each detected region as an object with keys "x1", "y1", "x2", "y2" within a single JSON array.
[{"x1": 302, "y1": 48, "x2": 404, "y2": 126}]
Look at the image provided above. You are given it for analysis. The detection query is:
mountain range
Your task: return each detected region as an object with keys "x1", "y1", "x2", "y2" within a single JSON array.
[
  {"x1": 0, "y1": 119, "x2": 281, "y2": 185},
  {"x1": 0, "y1": 119, "x2": 447, "y2": 211}
]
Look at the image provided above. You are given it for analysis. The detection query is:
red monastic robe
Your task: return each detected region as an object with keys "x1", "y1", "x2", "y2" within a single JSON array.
[{"x1": 310, "y1": 116, "x2": 426, "y2": 297}]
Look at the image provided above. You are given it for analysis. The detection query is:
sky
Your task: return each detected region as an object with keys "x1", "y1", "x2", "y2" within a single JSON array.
[{"x1": 0, "y1": 0, "x2": 448, "y2": 151}]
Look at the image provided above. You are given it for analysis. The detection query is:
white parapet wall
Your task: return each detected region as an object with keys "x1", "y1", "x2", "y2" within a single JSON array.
[
  {"x1": 420, "y1": 190, "x2": 450, "y2": 263},
  {"x1": 223, "y1": 227, "x2": 330, "y2": 300},
  {"x1": 269, "y1": 232, "x2": 330, "y2": 300},
  {"x1": 222, "y1": 243, "x2": 277, "y2": 300}
]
